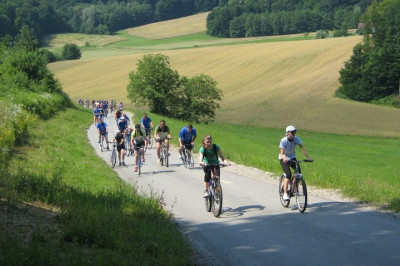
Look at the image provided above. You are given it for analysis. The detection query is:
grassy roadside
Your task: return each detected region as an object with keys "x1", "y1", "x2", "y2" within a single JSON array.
[
  {"x1": 132, "y1": 109, "x2": 400, "y2": 211},
  {"x1": 0, "y1": 107, "x2": 192, "y2": 265}
]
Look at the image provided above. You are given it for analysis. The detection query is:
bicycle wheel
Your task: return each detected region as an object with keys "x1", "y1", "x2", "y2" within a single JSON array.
[
  {"x1": 148, "y1": 135, "x2": 153, "y2": 149},
  {"x1": 188, "y1": 151, "x2": 194, "y2": 169},
  {"x1": 164, "y1": 147, "x2": 169, "y2": 167},
  {"x1": 212, "y1": 181, "x2": 223, "y2": 217},
  {"x1": 279, "y1": 175, "x2": 290, "y2": 207},
  {"x1": 295, "y1": 179, "x2": 308, "y2": 213},
  {"x1": 100, "y1": 136, "x2": 104, "y2": 152},
  {"x1": 160, "y1": 147, "x2": 164, "y2": 166},
  {"x1": 137, "y1": 153, "x2": 142, "y2": 176},
  {"x1": 111, "y1": 150, "x2": 117, "y2": 168},
  {"x1": 182, "y1": 148, "x2": 188, "y2": 168},
  {"x1": 125, "y1": 139, "x2": 130, "y2": 157},
  {"x1": 205, "y1": 188, "x2": 212, "y2": 212}
]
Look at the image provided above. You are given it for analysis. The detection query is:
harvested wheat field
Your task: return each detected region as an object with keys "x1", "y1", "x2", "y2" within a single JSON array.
[
  {"x1": 126, "y1": 12, "x2": 209, "y2": 39},
  {"x1": 48, "y1": 11, "x2": 400, "y2": 138}
]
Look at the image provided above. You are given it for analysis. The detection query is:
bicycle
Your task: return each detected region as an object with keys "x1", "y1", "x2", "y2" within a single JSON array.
[
  {"x1": 144, "y1": 127, "x2": 153, "y2": 150},
  {"x1": 110, "y1": 142, "x2": 117, "y2": 168},
  {"x1": 278, "y1": 159, "x2": 313, "y2": 213},
  {"x1": 135, "y1": 145, "x2": 144, "y2": 176},
  {"x1": 182, "y1": 144, "x2": 195, "y2": 169},
  {"x1": 99, "y1": 131, "x2": 107, "y2": 152},
  {"x1": 124, "y1": 131, "x2": 133, "y2": 157},
  {"x1": 159, "y1": 137, "x2": 171, "y2": 167},
  {"x1": 204, "y1": 163, "x2": 229, "y2": 217}
]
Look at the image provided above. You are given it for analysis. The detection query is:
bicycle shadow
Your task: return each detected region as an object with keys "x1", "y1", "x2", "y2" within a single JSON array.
[
  {"x1": 221, "y1": 205, "x2": 266, "y2": 218},
  {"x1": 152, "y1": 170, "x2": 176, "y2": 174}
]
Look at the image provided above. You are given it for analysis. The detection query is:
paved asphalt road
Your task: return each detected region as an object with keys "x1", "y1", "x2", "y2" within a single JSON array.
[{"x1": 88, "y1": 112, "x2": 400, "y2": 266}]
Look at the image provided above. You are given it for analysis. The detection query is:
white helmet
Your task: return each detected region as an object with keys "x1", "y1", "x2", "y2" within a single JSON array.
[
  {"x1": 286, "y1": 125, "x2": 297, "y2": 133},
  {"x1": 115, "y1": 130, "x2": 120, "y2": 135}
]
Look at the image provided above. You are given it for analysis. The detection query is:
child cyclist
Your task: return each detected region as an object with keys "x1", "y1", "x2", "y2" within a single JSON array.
[{"x1": 199, "y1": 135, "x2": 229, "y2": 198}]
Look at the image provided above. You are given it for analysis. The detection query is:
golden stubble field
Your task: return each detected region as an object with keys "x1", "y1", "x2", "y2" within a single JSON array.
[{"x1": 48, "y1": 15, "x2": 400, "y2": 138}]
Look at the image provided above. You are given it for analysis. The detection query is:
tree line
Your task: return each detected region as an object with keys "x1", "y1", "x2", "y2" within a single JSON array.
[
  {"x1": 0, "y1": 0, "x2": 222, "y2": 40},
  {"x1": 206, "y1": 0, "x2": 376, "y2": 38}
]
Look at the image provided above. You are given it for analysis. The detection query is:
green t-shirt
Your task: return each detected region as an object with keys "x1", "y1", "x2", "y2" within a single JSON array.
[
  {"x1": 132, "y1": 129, "x2": 145, "y2": 145},
  {"x1": 199, "y1": 144, "x2": 220, "y2": 164}
]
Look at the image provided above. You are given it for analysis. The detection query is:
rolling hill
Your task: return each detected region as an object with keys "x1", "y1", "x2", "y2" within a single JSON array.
[{"x1": 48, "y1": 13, "x2": 400, "y2": 138}]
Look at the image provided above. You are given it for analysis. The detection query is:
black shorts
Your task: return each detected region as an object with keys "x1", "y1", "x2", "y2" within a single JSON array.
[
  {"x1": 117, "y1": 143, "x2": 125, "y2": 152},
  {"x1": 134, "y1": 143, "x2": 145, "y2": 150},
  {"x1": 202, "y1": 164, "x2": 220, "y2": 182},
  {"x1": 279, "y1": 159, "x2": 300, "y2": 179},
  {"x1": 183, "y1": 143, "x2": 193, "y2": 150}
]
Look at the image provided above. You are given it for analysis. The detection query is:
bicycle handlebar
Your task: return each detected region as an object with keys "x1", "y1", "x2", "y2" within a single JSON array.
[
  {"x1": 200, "y1": 163, "x2": 230, "y2": 167},
  {"x1": 291, "y1": 159, "x2": 313, "y2": 163}
]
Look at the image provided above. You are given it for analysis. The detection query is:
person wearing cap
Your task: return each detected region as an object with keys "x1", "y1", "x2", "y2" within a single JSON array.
[
  {"x1": 117, "y1": 115, "x2": 129, "y2": 133},
  {"x1": 113, "y1": 130, "x2": 126, "y2": 166},
  {"x1": 279, "y1": 125, "x2": 312, "y2": 201},
  {"x1": 131, "y1": 124, "x2": 146, "y2": 172}
]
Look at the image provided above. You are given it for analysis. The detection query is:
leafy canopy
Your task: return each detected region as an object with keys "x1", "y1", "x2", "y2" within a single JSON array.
[{"x1": 127, "y1": 54, "x2": 223, "y2": 123}]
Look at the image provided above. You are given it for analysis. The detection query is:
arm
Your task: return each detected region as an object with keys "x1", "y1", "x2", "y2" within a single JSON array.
[
  {"x1": 199, "y1": 149, "x2": 204, "y2": 165},
  {"x1": 217, "y1": 149, "x2": 228, "y2": 164},
  {"x1": 299, "y1": 144, "x2": 312, "y2": 160}
]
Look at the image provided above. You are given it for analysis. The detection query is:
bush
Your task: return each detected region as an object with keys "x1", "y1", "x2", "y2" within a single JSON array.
[
  {"x1": 62, "y1": 43, "x2": 81, "y2": 60},
  {"x1": 315, "y1": 30, "x2": 329, "y2": 39}
]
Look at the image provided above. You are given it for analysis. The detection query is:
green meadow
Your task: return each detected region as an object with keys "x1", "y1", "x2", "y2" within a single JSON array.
[{"x1": 46, "y1": 13, "x2": 400, "y2": 210}]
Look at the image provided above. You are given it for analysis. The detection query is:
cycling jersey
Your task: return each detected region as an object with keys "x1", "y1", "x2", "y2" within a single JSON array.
[{"x1": 132, "y1": 129, "x2": 146, "y2": 145}]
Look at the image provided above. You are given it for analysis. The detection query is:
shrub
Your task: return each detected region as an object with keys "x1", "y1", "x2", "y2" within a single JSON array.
[{"x1": 62, "y1": 43, "x2": 81, "y2": 60}]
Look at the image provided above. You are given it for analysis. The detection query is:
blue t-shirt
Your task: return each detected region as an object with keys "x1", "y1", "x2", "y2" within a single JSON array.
[
  {"x1": 179, "y1": 127, "x2": 197, "y2": 143},
  {"x1": 93, "y1": 108, "x2": 100, "y2": 116},
  {"x1": 118, "y1": 120, "x2": 128, "y2": 131},
  {"x1": 141, "y1": 117, "x2": 152, "y2": 128},
  {"x1": 96, "y1": 122, "x2": 107, "y2": 132}
]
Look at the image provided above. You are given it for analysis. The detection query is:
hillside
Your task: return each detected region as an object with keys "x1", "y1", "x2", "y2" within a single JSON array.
[{"x1": 48, "y1": 15, "x2": 400, "y2": 138}]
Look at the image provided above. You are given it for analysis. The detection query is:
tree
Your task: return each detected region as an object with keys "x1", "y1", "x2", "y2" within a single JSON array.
[
  {"x1": 127, "y1": 54, "x2": 181, "y2": 115},
  {"x1": 62, "y1": 43, "x2": 81, "y2": 60},
  {"x1": 127, "y1": 54, "x2": 223, "y2": 122},
  {"x1": 338, "y1": 0, "x2": 400, "y2": 103}
]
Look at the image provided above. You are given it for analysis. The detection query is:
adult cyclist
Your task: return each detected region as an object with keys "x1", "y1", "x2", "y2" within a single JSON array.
[
  {"x1": 141, "y1": 113, "x2": 154, "y2": 149},
  {"x1": 130, "y1": 124, "x2": 146, "y2": 172},
  {"x1": 113, "y1": 130, "x2": 126, "y2": 166},
  {"x1": 199, "y1": 135, "x2": 229, "y2": 198},
  {"x1": 117, "y1": 116, "x2": 129, "y2": 134},
  {"x1": 154, "y1": 120, "x2": 172, "y2": 164},
  {"x1": 96, "y1": 117, "x2": 110, "y2": 150},
  {"x1": 178, "y1": 124, "x2": 197, "y2": 162},
  {"x1": 279, "y1": 125, "x2": 313, "y2": 201}
]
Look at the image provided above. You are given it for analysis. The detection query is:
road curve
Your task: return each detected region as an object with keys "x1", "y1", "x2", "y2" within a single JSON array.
[{"x1": 88, "y1": 113, "x2": 400, "y2": 266}]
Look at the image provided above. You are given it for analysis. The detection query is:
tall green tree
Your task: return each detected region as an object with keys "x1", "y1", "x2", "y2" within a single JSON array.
[
  {"x1": 127, "y1": 54, "x2": 181, "y2": 115},
  {"x1": 338, "y1": 0, "x2": 400, "y2": 102}
]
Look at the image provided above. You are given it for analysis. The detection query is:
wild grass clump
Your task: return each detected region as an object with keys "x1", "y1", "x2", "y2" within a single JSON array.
[{"x1": 0, "y1": 107, "x2": 192, "y2": 265}]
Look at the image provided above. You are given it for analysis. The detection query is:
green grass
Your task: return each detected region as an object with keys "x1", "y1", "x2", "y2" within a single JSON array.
[
  {"x1": 0, "y1": 107, "x2": 192, "y2": 265},
  {"x1": 133, "y1": 109, "x2": 400, "y2": 211}
]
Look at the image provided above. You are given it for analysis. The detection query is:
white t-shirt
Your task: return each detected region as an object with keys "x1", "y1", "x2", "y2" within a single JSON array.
[{"x1": 279, "y1": 136, "x2": 302, "y2": 160}]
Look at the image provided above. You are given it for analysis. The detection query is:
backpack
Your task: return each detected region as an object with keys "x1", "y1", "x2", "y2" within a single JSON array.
[{"x1": 202, "y1": 144, "x2": 218, "y2": 159}]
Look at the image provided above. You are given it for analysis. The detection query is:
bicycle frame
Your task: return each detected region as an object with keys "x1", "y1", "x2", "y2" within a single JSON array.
[{"x1": 204, "y1": 163, "x2": 228, "y2": 217}]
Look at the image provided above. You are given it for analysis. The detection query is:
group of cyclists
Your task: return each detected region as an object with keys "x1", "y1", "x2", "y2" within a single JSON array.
[{"x1": 91, "y1": 101, "x2": 313, "y2": 199}]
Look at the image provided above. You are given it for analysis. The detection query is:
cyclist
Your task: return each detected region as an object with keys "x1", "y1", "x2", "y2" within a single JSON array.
[
  {"x1": 93, "y1": 105, "x2": 101, "y2": 124},
  {"x1": 140, "y1": 113, "x2": 154, "y2": 149},
  {"x1": 199, "y1": 135, "x2": 229, "y2": 198},
  {"x1": 279, "y1": 125, "x2": 313, "y2": 201},
  {"x1": 154, "y1": 120, "x2": 172, "y2": 164},
  {"x1": 115, "y1": 108, "x2": 122, "y2": 124},
  {"x1": 113, "y1": 130, "x2": 126, "y2": 166},
  {"x1": 178, "y1": 124, "x2": 197, "y2": 162},
  {"x1": 96, "y1": 117, "x2": 110, "y2": 150},
  {"x1": 131, "y1": 124, "x2": 146, "y2": 172},
  {"x1": 117, "y1": 116, "x2": 129, "y2": 134}
]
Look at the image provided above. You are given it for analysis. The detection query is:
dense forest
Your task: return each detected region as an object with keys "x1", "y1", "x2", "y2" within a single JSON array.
[
  {"x1": 0, "y1": 0, "x2": 222, "y2": 39},
  {"x1": 206, "y1": 0, "x2": 378, "y2": 37}
]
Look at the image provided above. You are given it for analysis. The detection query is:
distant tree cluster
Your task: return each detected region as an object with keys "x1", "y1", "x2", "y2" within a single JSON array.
[
  {"x1": 127, "y1": 54, "x2": 223, "y2": 123},
  {"x1": 0, "y1": 0, "x2": 222, "y2": 40},
  {"x1": 206, "y1": 0, "x2": 375, "y2": 38},
  {"x1": 337, "y1": 0, "x2": 400, "y2": 104}
]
